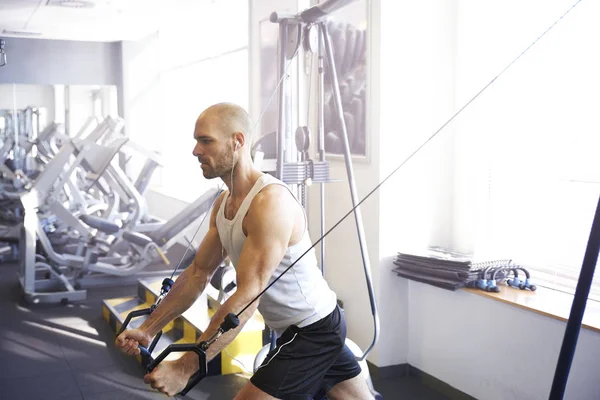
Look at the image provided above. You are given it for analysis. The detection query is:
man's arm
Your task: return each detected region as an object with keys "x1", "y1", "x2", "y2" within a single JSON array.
[
  {"x1": 116, "y1": 192, "x2": 227, "y2": 354},
  {"x1": 176, "y1": 185, "x2": 296, "y2": 377},
  {"x1": 138, "y1": 227, "x2": 224, "y2": 337}
]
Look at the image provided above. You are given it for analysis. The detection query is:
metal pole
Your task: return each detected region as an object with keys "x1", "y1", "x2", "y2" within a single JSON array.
[
  {"x1": 65, "y1": 85, "x2": 71, "y2": 137},
  {"x1": 318, "y1": 26, "x2": 326, "y2": 274},
  {"x1": 12, "y1": 83, "x2": 20, "y2": 169},
  {"x1": 549, "y1": 194, "x2": 600, "y2": 399},
  {"x1": 321, "y1": 22, "x2": 379, "y2": 360},
  {"x1": 275, "y1": 19, "x2": 288, "y2": 180},
  {"x1": 270, "y1": 16, "x2": 290, "y2": 350}
]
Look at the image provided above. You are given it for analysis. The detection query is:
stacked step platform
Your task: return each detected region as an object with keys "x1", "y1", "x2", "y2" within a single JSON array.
[{"x1": 102, "y1": 275, "x2": 268, "y2": 377}]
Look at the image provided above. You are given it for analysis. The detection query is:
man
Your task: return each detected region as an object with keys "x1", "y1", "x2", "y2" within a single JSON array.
[{"x1": 115, "y1": 103, "x2": 376, "y2": 399}]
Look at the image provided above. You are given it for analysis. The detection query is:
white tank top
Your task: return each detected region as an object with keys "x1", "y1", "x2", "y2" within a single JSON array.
[{"x1": 216, "y1": 174, "x2": 337, "y2": 334}]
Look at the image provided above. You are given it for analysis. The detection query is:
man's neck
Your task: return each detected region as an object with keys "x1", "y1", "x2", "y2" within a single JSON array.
[{"x1": 223, "y1": 157, "x2": 262, "y2": 201}]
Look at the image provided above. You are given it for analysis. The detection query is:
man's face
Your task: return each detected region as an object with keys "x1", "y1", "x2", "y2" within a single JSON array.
[{"x1": 192, "y1": 119, "x2": 235, "y2": 179}]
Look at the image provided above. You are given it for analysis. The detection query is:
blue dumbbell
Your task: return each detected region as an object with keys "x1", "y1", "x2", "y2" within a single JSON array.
[
  {"x1": 507, "y1": 271, "x2": 523, "y2": 289},
  {"x1": 486, "y1": 279, "x2": 500, "y2": 293},
  {"x1": 522, "y1": 278, "x2": 537, "y2": 291},
  {"x1": 476, "y1": 278, "x2": 488, "y2": 291}
]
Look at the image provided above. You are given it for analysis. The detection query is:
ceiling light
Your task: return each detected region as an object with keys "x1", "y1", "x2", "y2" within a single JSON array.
[
  {"x1": 57, "y1": 1, "x2": 96, "y2": 8},
  {"x1": 2, "y1": 30, "x2": 43, "y2": 37}
]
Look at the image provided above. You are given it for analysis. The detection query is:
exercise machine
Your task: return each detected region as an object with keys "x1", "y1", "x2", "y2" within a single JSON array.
[
  {"x1": 253, "y1": 0, "x2": 381, "y2": 397},
  {"x1": 16, "y1": 132, "x2": 220, "y2": 304}
]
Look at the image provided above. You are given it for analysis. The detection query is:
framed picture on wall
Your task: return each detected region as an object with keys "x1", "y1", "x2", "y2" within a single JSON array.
[{"x1": 322, "y1": 0, "x2": 369, "y2": 162}]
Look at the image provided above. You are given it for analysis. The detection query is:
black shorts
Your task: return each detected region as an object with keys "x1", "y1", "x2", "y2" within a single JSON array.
[{"x1": 250, "y1": 305, "x2": 362, "y2": 400}]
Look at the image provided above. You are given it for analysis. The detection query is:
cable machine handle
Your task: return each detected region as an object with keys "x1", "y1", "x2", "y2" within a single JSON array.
[
  {"x1": 116, "y1": 278, "x2": 174, "y2": 368},
  {"x1": 117, "y1": 308, "x2": 163, "y2": 368},
  {"x1": 145, "y1": 342, "x2": 209, "y2": 396}
]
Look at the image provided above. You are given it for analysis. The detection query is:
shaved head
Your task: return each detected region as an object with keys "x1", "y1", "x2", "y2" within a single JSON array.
[
  {"x1": 196, "y1": 102, "x2": 253, "y2": 142},
  {"x1": 192, "y1": 103, "x2": 255, "y2": 180}
]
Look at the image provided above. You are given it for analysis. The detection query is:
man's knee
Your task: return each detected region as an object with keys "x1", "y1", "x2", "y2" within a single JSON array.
[{"x1": 326, "y1": 375, "x2": 376, "y2": 400}]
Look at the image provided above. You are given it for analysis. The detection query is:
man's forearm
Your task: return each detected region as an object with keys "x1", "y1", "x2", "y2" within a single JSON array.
[
  {"x1": 140, "y1": 264, "x2": 210, "y2": 337},
  {"x1": 178, "y1": 292, "x2": 257, "y2": 376}
]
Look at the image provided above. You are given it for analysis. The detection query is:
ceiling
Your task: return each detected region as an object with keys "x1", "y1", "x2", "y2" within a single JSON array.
[{"x1": 0, "y1": 0, "x2": 209, "y2": 42}]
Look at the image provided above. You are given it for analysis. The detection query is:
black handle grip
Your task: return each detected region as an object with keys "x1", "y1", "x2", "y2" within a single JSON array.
[
  {"x1": 146, "y1": 342, "x2": 208, "y2": 397},
  {"x1": 221, "y1": 313, "x2": 240, "y2": 332},
  {"x1": 117, "y1": 308, "x2": 152, "y2": 336},
  {"x1": 161, "y1": 278, "x2": 174, "y2": 293},
  {"x1": 180, "y1": 369, "x2": 207, "y2": 396},
  {"x1": 117, "y1": 307, "x2": 163, "y2": 369}
]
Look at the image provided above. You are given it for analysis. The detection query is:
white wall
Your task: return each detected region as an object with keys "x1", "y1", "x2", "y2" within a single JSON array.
[
  {"x1": 120, "y1": 28, "x2": 219, "y2": 247},
  {"x1": 122, "y1": 1, "x2": 250, "y2": 206},
  {"x1": 66, "y1": 85, "x2": 96, "y2": 137},
  {"x1": 121, "y1": 30, "x2": 197, "y2": 222},
  {"x1": 408, "y1": 282, "x2": 600, "y2": 400},
  {"x1": 121, "y1": 1, "x2": 250, "y2": 215},
  {"x1": 0, "y1": 37, "x2": 122, "y2": 86},
  {"x1": 121, "y1": 31, "x2": 162, "y2": 182},
  {"x1": 365, "y1": 0, "x2": 457, "y2": 368}
]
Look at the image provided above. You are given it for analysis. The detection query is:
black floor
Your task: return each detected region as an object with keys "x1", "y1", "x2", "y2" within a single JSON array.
[{"x1": 0, "y1": 263, "x2": 451, "y2": 400}]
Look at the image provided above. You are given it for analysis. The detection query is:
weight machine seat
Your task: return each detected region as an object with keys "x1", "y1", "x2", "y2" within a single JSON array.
[
  {"x1": 146, "y1": 187, "x2": 221, "y2": 245},
  {"x1": 80, "y1": 214, "x2": 121, "y2": 234},
  {"x1": 122, "y1": 231, "x2": 154, "y2": 247}
]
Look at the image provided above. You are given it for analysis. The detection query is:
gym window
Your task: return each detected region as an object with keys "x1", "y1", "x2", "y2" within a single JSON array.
[{"x1": 455, "y1": 0, "x2": 600, "y2": 301}]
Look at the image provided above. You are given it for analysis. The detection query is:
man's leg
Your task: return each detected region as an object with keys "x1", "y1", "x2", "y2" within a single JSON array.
[
  {"x1": 234, "y1": 381, "x2": 281, "y2": 400},
  {"x1": 326, "y1": 374, "x2": 376, "y2": 400}
]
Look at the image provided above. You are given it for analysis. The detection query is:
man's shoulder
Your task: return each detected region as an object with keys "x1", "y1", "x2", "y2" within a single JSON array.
[
  {"x1": 247, "y1": 181, "x2": 302, "y2": 220},
  {"x1": 251, "y1": 183, "x2": 292, "y2": 210},
  {"x1": 258, "y1": 181, "x2": 288, "y2": 196}
]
